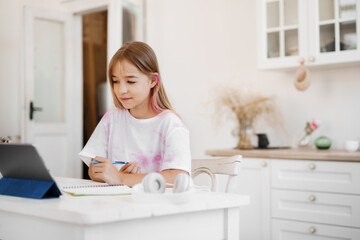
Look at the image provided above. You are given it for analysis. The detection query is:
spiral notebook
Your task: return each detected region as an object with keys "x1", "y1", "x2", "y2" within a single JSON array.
[{"x1": 56, "y1": 177, "x2": 131, "y2": 196}]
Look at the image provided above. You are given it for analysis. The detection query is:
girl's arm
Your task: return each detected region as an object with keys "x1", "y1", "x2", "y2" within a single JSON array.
[
  {"x1": 119, "y1": 169, "x2": 188, "y2": 187},
  {"x1": 89, "y1": 156, "x2": 188, "y2": 187},
  {"x1": 89, "y1": 156, "x2": 139, "y2": 184}
]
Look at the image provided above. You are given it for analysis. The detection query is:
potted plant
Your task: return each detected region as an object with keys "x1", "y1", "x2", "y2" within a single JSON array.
[{"x1": 215, "y1": 86, "x2": 279, "y2": 149}]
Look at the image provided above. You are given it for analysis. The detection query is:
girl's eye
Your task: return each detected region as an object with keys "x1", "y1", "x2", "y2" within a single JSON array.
[
  {"x1": 112, "y1": 80, "x2": 119, "y2": 84},
  {"x1": 128, "y1": 81, "x2": 136, "y2": 84}
]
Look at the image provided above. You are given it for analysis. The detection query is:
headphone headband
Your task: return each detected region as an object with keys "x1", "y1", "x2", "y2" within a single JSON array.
[{"x1": 142, "y1": 172, "x2": 191, "y2": 194}]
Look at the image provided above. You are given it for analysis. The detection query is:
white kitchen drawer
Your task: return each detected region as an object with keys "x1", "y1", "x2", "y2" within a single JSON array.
[
  {"x1": 272, "y1": 189, "x2": 360, "y2": 228},
  {"x1": 271, "y1": 160, "x2": 360, "y2": 194},
  {"x1": 272, "y1": 219, "x2": 360, "y2": 240}
]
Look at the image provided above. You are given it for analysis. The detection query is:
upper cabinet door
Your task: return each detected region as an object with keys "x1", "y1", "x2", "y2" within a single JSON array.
[
  {"x1": 309, "y1": 0, "x2": 360, "y2": 65},
  {"x1": 258, "y1": 0, "x2": 307, "y2": 69},
  {"x1": 257, "y1": 0, "x2": 360, "y2": 69}
]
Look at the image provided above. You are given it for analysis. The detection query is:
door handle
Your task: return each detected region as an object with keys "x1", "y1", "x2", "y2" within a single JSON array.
[{"x1": 30, "y1": 101, "x2": 43, "y2": 120}]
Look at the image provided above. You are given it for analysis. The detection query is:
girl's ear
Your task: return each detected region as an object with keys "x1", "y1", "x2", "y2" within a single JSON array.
[{"x1": 150, "y1": 73, "x2": 159, "y2": 88}]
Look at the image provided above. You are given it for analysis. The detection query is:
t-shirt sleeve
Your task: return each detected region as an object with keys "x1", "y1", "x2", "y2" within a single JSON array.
[
  {"x1": 78, "y1": 116, "x2": 109, "y2": 166},
  {"x1": 161, "y1": 127, "x2": 191, "y2": 174}
]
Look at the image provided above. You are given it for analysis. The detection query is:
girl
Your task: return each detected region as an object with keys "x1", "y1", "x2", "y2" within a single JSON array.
[{"x1": 79, "y1": 41, "x2": 191, "y2": 187}]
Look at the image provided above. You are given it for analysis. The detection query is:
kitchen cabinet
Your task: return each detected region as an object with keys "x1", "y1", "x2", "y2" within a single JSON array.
[
  {"x1": 257, "y1": 0, "x2": 360, "y2": 69},
  {"x1": 272, "y1": 219, "x2": 360, "y2": 240},
  {"x1": 270, "y1": 159, "x2": 360, "y2": 240},
  {"x1": 234, "y1": 158, "x2": 270, "y2": 240},
  {"x1": 243, "y1": 159, "x2": 360, "y2": 240},
  {"x1": 206, "y1": 149, "x2": 360, "y2": 240}
]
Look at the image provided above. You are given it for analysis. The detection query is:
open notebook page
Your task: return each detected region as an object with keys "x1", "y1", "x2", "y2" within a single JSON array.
[{"x1": 55, "y1": 177, "x2": 131, "y2": 196}]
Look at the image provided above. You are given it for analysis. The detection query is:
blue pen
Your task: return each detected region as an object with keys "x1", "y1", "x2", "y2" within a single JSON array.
[{"x1": 90, "y1": 161, "x2": 129, "y2": 164}]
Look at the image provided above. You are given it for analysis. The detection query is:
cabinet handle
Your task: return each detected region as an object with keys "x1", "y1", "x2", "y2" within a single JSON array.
[
  {"x1": 309, "y1": 227, "x2": 316, "y2": 234},
  {"x1": 308, "y1": 56, "x2": 316, "y2": 62},
  {"x1": 260, "y1": 161, "x2": 267, "y2": 168},
  {"x1": 309, "y1": 163, "x2": 316, "y2": 170},
  {"x1": 299, "y1": 57, "x2": 305, "y2": 64},
  {"x1": 309, "y1": 195, "x2": 316, "y2": 202}
]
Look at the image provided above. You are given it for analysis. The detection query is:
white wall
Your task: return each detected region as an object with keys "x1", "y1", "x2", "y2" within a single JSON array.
[
  {"x1": 146, "y1": 0, "x2": 360, "y2": 157},
  {"x1": 1, "y1": 0, "x2": 359, "y2": 157},
  {"x1": 0, "y1": 0, "x2": 21, "y2": 142}
]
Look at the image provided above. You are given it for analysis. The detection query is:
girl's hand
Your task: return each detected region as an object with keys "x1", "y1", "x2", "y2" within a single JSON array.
[
  {"x1": 120, "y1": 162, "x2": 141, "y2": 174},
  {"x1": 89, "y1": 156, "x2": 121, "y2": 185},
  {"x1": 88, "y1": 158, "x2": 104, "y2": 182}
]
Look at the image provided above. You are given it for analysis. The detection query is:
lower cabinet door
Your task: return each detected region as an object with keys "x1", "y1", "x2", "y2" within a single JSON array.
[
  {"x1": 236, "y1": 158, "x2": 271, "y2": 240},
  {"x1": 271, "y1": 189, "x2": 360, "y2": 228},
  {"x1": 272, "y1": 219, "x2": 360, "y2": 240}
]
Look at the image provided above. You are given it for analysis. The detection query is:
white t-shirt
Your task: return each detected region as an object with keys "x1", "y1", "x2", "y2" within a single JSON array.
[{"x1": 79, "y1": 108, "x2": 191, "y2": 174}]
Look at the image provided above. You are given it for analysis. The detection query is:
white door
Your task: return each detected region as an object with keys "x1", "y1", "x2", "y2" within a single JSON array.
[{"x1": 23, "y1": 6, "x2": 81, "y2": 178}]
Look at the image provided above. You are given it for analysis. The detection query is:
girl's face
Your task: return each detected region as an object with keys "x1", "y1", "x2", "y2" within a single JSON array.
[{"x1": 111, "y1": 60, "x2": 157, "y2": 118}]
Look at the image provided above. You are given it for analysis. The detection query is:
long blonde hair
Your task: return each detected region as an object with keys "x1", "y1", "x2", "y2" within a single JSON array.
[{"x1": 108, "y1": 41, "x2": 173, "y2": 113}]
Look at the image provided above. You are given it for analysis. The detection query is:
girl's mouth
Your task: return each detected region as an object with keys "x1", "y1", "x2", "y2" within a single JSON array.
[{"x1": 120, "y1": 98, "x2": 131, "y2": 102}]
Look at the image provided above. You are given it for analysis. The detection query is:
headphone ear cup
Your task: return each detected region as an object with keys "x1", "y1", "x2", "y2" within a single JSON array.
[
  {"x1": 142, "y1": 172, "x2": 166, "y2": 193},
  {"x1": 173, "y1": 173, "x2": 191, "y2": 193}
]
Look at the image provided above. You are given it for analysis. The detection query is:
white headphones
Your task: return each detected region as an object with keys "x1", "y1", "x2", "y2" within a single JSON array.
[
  {"x1": 142, "y1": 172, "x2": 191, "y2": 194},
  {"x1": 131, "y1": 172, "x2": 193, "y2": 204}
]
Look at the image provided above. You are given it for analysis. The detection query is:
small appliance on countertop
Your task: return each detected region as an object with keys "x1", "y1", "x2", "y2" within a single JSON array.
[{"x1": 255, "y1": 133, "x2": 290, "y2": 150}]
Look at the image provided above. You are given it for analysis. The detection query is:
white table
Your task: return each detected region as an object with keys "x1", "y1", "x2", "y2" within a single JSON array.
[{"x1": 0, "y1": 178, "x2": 249, "y2": 240}]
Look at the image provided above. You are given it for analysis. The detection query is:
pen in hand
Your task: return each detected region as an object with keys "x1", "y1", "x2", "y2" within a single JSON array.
[{"x1": 91, "y1": 161, "x2": 129, "y2": 164}]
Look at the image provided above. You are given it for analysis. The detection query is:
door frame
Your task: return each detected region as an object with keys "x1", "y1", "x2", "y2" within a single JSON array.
[
  {"x1": 68, "y1": 0, "x2": 145, "y2": 110},
  {"x1": 71, "y1": 0, "x2": 122, "y2": 113}
]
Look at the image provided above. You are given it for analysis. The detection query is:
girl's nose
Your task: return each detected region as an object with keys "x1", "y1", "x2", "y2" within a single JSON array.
[{"x1": 118, "y1": 82, "x2": 127, "y2": 93}]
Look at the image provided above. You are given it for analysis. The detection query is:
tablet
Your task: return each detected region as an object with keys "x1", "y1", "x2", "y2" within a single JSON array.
[{"x1": 0, "y1": 144, "x2": 54, "y2": 181}]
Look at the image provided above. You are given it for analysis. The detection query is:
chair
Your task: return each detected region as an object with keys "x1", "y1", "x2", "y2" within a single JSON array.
[{"x1": 191, "y1": 155, "x2": 242, "y2": 192}]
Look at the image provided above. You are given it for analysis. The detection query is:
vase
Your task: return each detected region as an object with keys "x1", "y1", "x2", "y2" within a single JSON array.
[
  {"x1": 236, "y1": 120, "x2": 254, "y2": 149},
  {"x1": 298, "y1": 133, "x2": 311, "y2": 148},
  {"x1": 315, "y1": 136, "x2": 332, "y2": 149}
]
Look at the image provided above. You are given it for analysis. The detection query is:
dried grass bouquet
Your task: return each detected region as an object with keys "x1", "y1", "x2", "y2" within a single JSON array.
[{"x1": 215, "y1": 85, "x2": 279, "y2": 149}]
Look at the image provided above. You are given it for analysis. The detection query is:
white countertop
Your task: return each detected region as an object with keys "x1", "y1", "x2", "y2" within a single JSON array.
[
  {"x1": 206, "y1": 148, "x2": 360, "y2": 162},
  {"x1": 0, "y1": 178, "x2": 250, "y2": 225}
]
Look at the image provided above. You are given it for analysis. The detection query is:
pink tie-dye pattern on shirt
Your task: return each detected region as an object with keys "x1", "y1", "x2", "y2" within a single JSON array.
[
  {"x1": 152, "y1": 153, "x2": 163, "y2": 169},
  {"x1": 136, "y1": 154, "x2": 150, "y2": 167},
  {"x1": 158, "y1": 132, "x2": 166, "y2": 147},
  {"x1": 134, "y1": 152, "x2": 164, "y2": 172}
]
